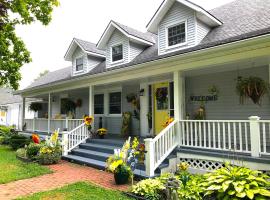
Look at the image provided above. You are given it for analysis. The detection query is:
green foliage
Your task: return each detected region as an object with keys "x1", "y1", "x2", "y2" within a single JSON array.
[
  {"x1": 121, "y1": 112, "x2": 132, "y2": 137},
  {"x1": 0, "y1": 125, "x2": 17, "y2": 144},
  {"x1": 0, "y1": 135, "x2": 4, "y2": 144},
  {"x1": 201, "y1": 164, "x2": 270, "y2": 200},
  {"x1": 61, "y1": 99, "x2": 76, "y2": 114},
  {"x1": 0, "y1": 0, "x2": 59, "y2": 89},
  {"x1": 16, "y1": 147, "x2": 27, "y2": 158},
  {"x1": 36, "y1": 148, "x2": 61, "y2": 165},
  {"x1": 9, "y1": 134, "x2": 31, "y2": 150},
  {"x1": 26, "y1": 143, "x2": 41, "y2": 159},
  {"x1": 29, "y1": 102, "x2": 43, "y2": 112},
  {"x1": 132, "y1": 178, "x2": 165, "y2": 200}
]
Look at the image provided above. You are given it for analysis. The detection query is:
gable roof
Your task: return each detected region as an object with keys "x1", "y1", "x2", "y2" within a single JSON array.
[
  {"x1": 147, "y1": 0, "x2": 222, "y2": 33},
  {"x1": 96, "y1": 20, "x2": 156, "y2": 49},
  {"x1": 64, "y1": 38, "x2": 106, "y2": 61},
  {"x1": 20, "y1": 0, "x2": 270, "y2": 92}
]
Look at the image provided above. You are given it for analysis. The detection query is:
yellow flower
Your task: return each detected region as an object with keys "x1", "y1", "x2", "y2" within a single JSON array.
[
  {"x1": 84, "y1": 116, "x2": 94, "y2": 126},
  {"x1": 178, "y1": 162, "x2": 189, "y2": 171},
  {"x1": 97, "y1": 128, "x2": 107, "y2": 135},
  {"x1": 51, "y1": 130, "x2": 59, "y2": 143},
  {"x1": 162, "y1": 117, "x2": 174, "y2": 127}
]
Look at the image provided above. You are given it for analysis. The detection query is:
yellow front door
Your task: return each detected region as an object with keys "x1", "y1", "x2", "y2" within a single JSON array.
[{"x1": 153, "y1": 82, "x2": 169, "y2": 135}]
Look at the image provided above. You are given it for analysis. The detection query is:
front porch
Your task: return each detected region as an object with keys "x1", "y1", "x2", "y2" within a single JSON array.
[{"x1": 21, "y1": 56, "x2": 270, "y2": 176}]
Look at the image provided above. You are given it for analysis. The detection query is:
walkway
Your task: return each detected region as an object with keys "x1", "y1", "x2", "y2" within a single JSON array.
[{"x1": 0, "y1": 161, "x2": 129, "y2": 200}]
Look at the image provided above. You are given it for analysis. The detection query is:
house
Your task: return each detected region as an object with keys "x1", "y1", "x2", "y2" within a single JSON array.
[
  {"x1": 16, "y1": 0, "x2": 270, "y2": 177},
  {"x1": 0, "y1": 88, "x2": 38, "y2": 129}
]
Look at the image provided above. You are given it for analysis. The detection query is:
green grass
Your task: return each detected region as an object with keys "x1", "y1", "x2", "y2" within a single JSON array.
[
  {"x1": 18, "y1": 182, "x2": 133, "y2": 200},
  {"x1": 0, "y1": 145, "x2": 51, "y2": 184}
]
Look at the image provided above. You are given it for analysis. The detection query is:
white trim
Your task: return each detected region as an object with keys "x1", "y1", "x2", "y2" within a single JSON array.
[
  {"x1": 108, "y1": 90, "x2": 122, "y2": 115},
  {"x1": 146, "y1": 0, "x2": 222, "y2": 33},
  {"x1": 97, "y1": 21, "x2": 154, "y2": 49},
  {"x1": 194, "y1": 13, "x2": 198, "y2": 45},
  {"x1": 74, "y1": 56, "x2": 84, "y2": 73},
  {"x1": 165, "y1": 19, "x2": 188, "y2": 50},
  {"x1": 110, "y1": 43, "x2": 124, "y2": 65}
]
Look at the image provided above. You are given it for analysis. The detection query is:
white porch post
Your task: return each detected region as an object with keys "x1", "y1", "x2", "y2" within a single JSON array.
[
  {"x1": 89, "y1": 85, "x2": 94, "y2": 129},
  {"x1": 140, "y1": 83, "x2": 149, "y2": 137},
  {"x1": 249, "y1": 116, "x2": 261, "y2": 157},
  {"x1": 48, "y1": 93, "x2": 51, "y2": 134},
  {"x1": 173, "y1": 71, "x2": 184, "y2": 146},
  {"x1": 144, "y1": 138, "x2": 155, "y2": 177},
  {"x1": 20, "y1": 97, "x2": 26, "y2": 131}
]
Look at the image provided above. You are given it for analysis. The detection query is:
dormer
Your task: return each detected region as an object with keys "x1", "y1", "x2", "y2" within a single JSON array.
[
  {"x1": 64, "y1": 38, "x2": 106, "y2": 76},
  {"x1": 97, "y1": 21, "x2": 156, "y2": 68},
  {"x1": 147, "y1": 0, "x2": 222, "y2": 55}
]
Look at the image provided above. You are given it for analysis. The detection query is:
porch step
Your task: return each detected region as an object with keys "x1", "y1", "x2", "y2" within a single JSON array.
[
  {"x1": 71, "y1": 148, "x2": 111, "y2": 162},
  {"x1": 79, "y1": 143, "x2": 121, "y2": 154},
  {"x1": 86, "y1": 138, "x2": 125, "y2": 146}
]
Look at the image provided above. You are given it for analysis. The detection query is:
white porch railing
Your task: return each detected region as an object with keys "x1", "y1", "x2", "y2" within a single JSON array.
[
  {"x1": 24, "y1": 118, "x2": 84, "y2": 133},
  {"x1": 144, "y1": 116, "x2": 270, "y2": 177},
  {"x1": 144, "y1": 120, "x2": 178, "y2": 177},
  {"x1": 62, "y1": 122, "x2": 89, "y2": 156}
]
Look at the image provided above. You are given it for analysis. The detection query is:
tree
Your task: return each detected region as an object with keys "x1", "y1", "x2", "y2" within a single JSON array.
[
  {"x1": 34, "y1": 70, "x2": 49, "y2": 81},
  {"x1": 0, "y1": 0, "x2": 59, "y2": 90}
]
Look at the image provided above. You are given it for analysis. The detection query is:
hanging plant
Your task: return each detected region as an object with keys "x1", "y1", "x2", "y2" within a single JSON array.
[
  {"x1": 76, "y1": 99, "x2": 82, "y2": 107},
  {"x1": 61, "y1": 99, "x2": 76, "y2": 114},
  {"x1": 236, "y1": 76, "x2": 268, "y2": 105},
  {"x1": 155, "y1": 87, "x2": 168, "y2": 103},
  {"x1": 29, "y1": 102, "x2": 43, "y2": 112}
]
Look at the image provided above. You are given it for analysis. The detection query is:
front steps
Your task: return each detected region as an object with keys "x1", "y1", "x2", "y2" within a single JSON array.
[{"x1": 62, "y1": 137, "x2": 171, "y2": 178}]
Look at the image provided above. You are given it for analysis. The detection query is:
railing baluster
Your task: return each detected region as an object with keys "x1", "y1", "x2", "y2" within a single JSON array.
[
  {"x1": 208, "y1": 122, "x2": 211, "y2": 148},
  {"x1": 218, "y1": 122, "x2": 221, "y2": 149},
  {"x1": 213, "y1": 122, "x2": 216, "y2": 148},
  {"x1": 263, "y1": 122, "x2": 266, "y2": 153},
  {"x1": 239, "y1": 122, "x2": 243, "y2": 151},
  {"x1": 245, "y1": 122, "x2": 248, "y2": 152},
  {"x1": 228, "y1": 122, "x2": 231, "y2": 150},
  {"x1": 223, "y1": 122, "x2": 226, "y2": 149},
  {"x1": 190, "y1": 122, "x2": 193, "y2": 146},
  {"x1": 203, "y1": 122, "x2": 206, "y2": 148},
  {"x1": 181, "y1": 122, "x2": 185, "y2": 145},
  {"x1": 194, "y1": 122, "x2": 198, "y2": 147},
  {"x1": 186, "y1": 121, "x2": 190, "y2": 146},
  {"x1": 233, "y1": 122, "x2": 237, "y2": 150},
  {"x1": 199, "y1": 122, "x2": 202, "y2": 147}
]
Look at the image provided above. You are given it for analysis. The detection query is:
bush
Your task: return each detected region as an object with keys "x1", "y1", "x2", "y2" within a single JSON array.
[
  {"x1": 26, "y1": 143, "x2": 41, "y2": 159},
  {"x1": 0, "y1": 125, "x2": 17, "y2": 144},
  {"x1": 37, "y1": 145, "x2": 62, "y2": 165},
  {"x1": 9, "y1": 135, "x2": 31, "y2": 150},
  {"x1": 16, "y1": 148, "x2": 27, "y2": 158},
  {"x1": 201, "y1": 164, "x2": 270, "y2": 199},
  {"x1": 132, "y1": 178, "x2": 165, "y2": 200},
  {"x1": 0, "y1": 136, "x2": 5, "y2": 144}
]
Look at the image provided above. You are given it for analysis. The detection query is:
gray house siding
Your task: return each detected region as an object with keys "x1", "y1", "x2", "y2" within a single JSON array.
[
  {"x1": 106, "y1": 29, "x2": 129, "y2": 68},
  {"x1": 87, "y1": 55, "x2": 103, "y2": 72},
  {"x1": 158, "y1": 2, "x2": 196, "y2": 55},
  {"x1": 196, "y1": 19, "x2": 211, "y2": 44},
  {"x1": 185, "y1": 66, "x2": 270, "y2": 120},
  {"x1": 129, "y1": 42, "x2": 145, "y2": 61}
]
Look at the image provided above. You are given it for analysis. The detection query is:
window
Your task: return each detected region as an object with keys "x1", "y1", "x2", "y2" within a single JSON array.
[
  {"x1": 76, "y1": 57, "x2": 83, "y2": 71},
  {"x1": 111, "y1": 44, "x2": 123, "y2": 62},
  {"x1": 94, "y1": 94, "x2": 104, "y2": 114},
  {"x1": 109, "y1": 92, "x2": 121, "y2": 114},
  {"x1": 167, "y1": 22, "x2": 186, "y2": 47}
]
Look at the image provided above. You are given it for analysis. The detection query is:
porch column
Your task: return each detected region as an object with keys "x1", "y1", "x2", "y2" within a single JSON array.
[
  {"x1": 173, "y1": 71, "x2": 185, "y2": 120},
  {"x1": 48, "y1": 93, "x2": 51, "y2": 134},
  {"x1": 140, "y1": 83, "x2": 149, "y2": 137},
  {"x1": 20, "y1": 97, "x2": 26, "y2": 131},
  {"x1": 89, "y1": 85, "x2": 94, "y2": 129}
]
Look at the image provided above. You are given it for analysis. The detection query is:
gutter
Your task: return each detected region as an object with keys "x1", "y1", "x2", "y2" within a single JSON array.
[{"x1": 15, "y1": 32, "x2": 270, "y2": 95}]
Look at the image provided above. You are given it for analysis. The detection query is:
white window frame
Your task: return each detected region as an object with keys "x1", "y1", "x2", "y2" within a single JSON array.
[
  {"x1": 75, "y1": 56, "x2": 84, "y2": 72},
  {"x1": 165, "y1": 20, "x2": 188, "y2": 50},
  {"x1": 111, "y1": 43, "x2": 124, "y2": 64}
]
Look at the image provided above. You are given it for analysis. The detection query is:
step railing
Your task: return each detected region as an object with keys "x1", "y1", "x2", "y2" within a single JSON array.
[
  {"x1": 259, "y1": 120, "x2": 270, "y2": 155},
  {"x1": 62, "y1": 122, "x2": 89, "y2": 156},
  {"x1": 144, "y1": 120, "x2": 178, "y2": 177}
]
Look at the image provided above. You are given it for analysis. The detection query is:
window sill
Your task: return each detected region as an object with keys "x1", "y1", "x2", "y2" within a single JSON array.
[
  {"x1": 111, "y1": 59, "x2": 124, "y2": 65},
  {"x1": 166, "y1": 42, "x2": 187, "y2": 50},
  {"x1": 107, "y1": 114, "x2": 122, "y2": 117}
]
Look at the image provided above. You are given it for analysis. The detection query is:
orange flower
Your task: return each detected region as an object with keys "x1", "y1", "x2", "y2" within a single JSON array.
[
  {"x1": 84, "y1": 116, "x2": 94, "y2": 126},
  {"x1": 32, "y1": 134, "x2": 40, "y2": 144}
]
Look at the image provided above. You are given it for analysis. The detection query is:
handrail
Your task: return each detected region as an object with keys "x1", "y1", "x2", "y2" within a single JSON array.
[
  {"x1": 62, "y1": 122, "x2": 90, "y2": 155},
  {"x1": 152, "y1": 120, "x2": 178, "y2": 142}
]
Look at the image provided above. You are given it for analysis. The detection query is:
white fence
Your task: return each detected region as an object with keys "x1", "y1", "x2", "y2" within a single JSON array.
[{"x1": 24, "y1": 118, "x2": 84, "y2": 133}]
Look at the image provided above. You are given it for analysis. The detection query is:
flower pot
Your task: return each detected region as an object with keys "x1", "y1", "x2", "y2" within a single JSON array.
[
  {"x1": 99, "y1": 135, "x2": 105, "y2": 139},
  {"x1": 114, "y1": 171, "x2": 129, "y2": 185}
]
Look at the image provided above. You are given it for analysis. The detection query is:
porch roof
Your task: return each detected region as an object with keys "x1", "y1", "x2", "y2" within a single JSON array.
[{"x1": 18, "y1": 0, "x2": 270, "y2": 94}]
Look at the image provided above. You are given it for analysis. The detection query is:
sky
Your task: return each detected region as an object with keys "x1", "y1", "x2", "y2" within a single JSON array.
[{"x1": 16, "y1": 0, "x2": 235, "y2": 89}]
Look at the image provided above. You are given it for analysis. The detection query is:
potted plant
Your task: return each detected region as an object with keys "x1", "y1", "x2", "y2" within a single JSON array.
[
  {"x1": 236, "y1": 76, "x2": 268, "y2": 105},
  {"x1": 84, "y1": 115, "x2": 94, "y2": 132},
  {"x1": 97, "y1": 128, "x2": 107, "y2": 139},
  {"x1": 121, "y1": 112, "x2": 132, "y2": 137}
]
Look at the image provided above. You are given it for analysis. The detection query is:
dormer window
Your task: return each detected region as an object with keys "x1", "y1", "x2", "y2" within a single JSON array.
[
  {"x1": 75, "y1": 57, "x2": 83, "y2": 71},
  {"x1": 166, "y1": 21, "x2": 187, "y2": 48},
  {"x1": 111, "y1": 44, "x2": 123, "y2": 62}
]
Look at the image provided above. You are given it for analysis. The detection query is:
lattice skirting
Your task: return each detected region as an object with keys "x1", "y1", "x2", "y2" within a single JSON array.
[{"x1": 179, "y1": 158, "x2": 225, "y2": 171}]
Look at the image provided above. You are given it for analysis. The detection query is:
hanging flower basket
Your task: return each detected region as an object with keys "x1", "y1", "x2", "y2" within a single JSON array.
[{"x1": 236, "y1": 76, "x2": 268, "y2": 105}]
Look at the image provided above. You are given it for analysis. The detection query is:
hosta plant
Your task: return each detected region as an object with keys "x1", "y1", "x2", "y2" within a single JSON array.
[{"x1": 201, "y1": 163, "x2": 270, "y2": 200}]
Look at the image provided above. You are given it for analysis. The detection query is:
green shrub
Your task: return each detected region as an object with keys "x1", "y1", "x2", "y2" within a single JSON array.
[
  {"x1": 0, "y1": 125, "x2": 13, "y2": 135},
  {"x1": 16, "y1": 148, "x2": 27, "y2": 158},
  {"x1": 0, "y1": 136, "x2": 5, "y2": 144},
  {"x1": 26, "y1": 143, "x2": 41, "y2": 159},
  {"x1": 201, "y1": 164, "x2": 270, "y2": 199},
  {"x1": 36, "y1": 147, "x2": 62, "y2": 165},
  {"x1": 132, "y1": 178, "x2": 165, "y2": 200},
  {"x1": 9, "y1": 135, "x2": 31, "y2": 150}
]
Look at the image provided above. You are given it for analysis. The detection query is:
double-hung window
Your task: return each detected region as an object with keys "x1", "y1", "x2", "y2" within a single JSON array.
[
  {"x1": 167, "y1": 22, "x2": 186, "y2": 47},
  {"x1": 111, "y1": 44, "x2": 123, "y2": 62},
  {"x1": 75, "y1": 57, "x2": 84, "y2": 71},
  {"x1": 94, "y1": 94, "x2": 104, "y2": 114},
  {"x1": 109, "y1": 92, "x2": 121, "y2": 114}
]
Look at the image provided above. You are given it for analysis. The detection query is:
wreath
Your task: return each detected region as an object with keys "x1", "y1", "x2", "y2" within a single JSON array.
[{"x1": 155, "y1": 87, "x2": 168, "y2": 103}]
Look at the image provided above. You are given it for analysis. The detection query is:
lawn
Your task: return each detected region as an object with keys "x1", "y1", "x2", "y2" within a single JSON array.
[
  {"x1": 18, "y1": 182, "x2": 133, "y2": 200},
  {"x1": 0, "y1": 145, "x2": 51, "y2": 184}
]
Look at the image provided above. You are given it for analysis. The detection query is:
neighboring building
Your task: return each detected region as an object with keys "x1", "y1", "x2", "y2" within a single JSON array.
[{"x1": 16, "y1": 0, "x2": 270, "y2": 176}]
